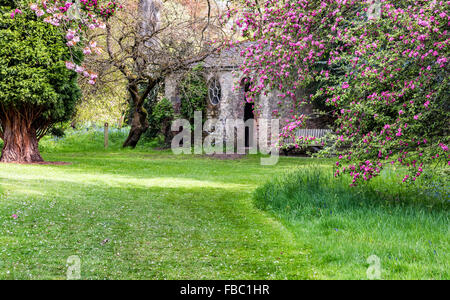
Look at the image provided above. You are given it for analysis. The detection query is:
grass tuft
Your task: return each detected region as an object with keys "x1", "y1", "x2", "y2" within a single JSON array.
[{"x1": 254, "y1": 167, "x2": 449, "y2": 279}]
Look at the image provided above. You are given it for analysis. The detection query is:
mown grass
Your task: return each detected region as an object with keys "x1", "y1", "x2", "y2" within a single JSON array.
[
  {"x1": 0, "y1": 130, "x2": 321, "y2": 279},
  {"x1": 255, "y1": 167, "x2": 449, "y2": 279},
  {"x1": 0, "y1": 129, "x2": 448, "y2": 279}
]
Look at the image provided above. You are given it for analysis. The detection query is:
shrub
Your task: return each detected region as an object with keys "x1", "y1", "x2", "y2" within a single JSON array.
[
  {"x1": 179, "y1": 65, "x2": 208, "y2": 123},
  {"x1": 150, "y1": 97, "x2": 175, "y2": 147}
]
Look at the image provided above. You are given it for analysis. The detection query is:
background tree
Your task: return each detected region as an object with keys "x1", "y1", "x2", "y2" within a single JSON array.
[
  {"x1": 75, "y1": 71, "x2": 128, "y2": 128},
  {"x1": 149, "y1": 97, "x2": 175, "y2": 147},
  {"x1": 84, "y1": 0, "x2": 227, "y2": 148},
  {"x1": 0, "y1": 1, "x2": 81, "y2": 163}
]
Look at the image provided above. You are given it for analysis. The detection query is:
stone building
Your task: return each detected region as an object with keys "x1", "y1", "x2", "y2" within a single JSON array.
[{"x1": 164, "y1": 46, "x2": 324, "y2": 148}]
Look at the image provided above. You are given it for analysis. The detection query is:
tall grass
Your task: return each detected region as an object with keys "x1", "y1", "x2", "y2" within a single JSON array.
[{"x1": 255, "y1": 167, "x2": 449, "y2": 279}]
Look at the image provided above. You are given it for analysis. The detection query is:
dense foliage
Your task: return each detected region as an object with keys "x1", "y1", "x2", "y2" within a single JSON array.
[
  {"x1": 76, "y1": 74, "x2": 128, "y2": 127},
  {"x1": 145, "y1": 66, "x2": 207, "y2": 144},
  {"x1": 150, "y1": 97, "x2": 175, "y2": 146},
  {"x1": 230, "y1": 0, "x2": 449, "y2": 184},
  {"x1": 0, "y1": 2, "x2": 80, "y2": 140},
  {"x1": 179, "y1": 65, "x2": 208, "y2": 122}
]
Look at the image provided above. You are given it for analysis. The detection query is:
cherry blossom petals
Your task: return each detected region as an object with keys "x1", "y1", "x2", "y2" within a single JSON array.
[{"x1": 17, "y1": 1, "x2": 122, "y2": 85}]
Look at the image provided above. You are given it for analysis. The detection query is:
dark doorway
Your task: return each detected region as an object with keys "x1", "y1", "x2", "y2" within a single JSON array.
[
  {"x1": 244, "y1": 102, "x2": 254, "y2": 121},
  {"x1": 244, "y1": 102, "x2": 254, "y2": 147},
  {"x1": 243, "y1": 82, "x2": 254, "y2": 148}
]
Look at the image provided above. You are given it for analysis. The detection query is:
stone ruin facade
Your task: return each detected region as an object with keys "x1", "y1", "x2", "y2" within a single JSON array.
[{"x1": 164, "y1": 47, "x2": 324, "y2": 147}]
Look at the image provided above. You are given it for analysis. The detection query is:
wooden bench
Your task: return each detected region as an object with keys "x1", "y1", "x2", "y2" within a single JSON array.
[{"x1": 282, "y1": 128, "x2": 332, "y2": 154}]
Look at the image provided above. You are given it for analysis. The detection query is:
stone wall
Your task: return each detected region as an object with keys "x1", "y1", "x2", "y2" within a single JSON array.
[
  {"x1": 164, "y1": 73, "x2": 182, "y2": 114},
  {"x1": 165, "y1": 67, "x2": 327, "y2": 146}
]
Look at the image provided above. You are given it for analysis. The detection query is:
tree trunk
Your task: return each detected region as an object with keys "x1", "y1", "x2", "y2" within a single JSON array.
[
  {"x1": 161, "y1": 119, "x2": 174, "y2": 148},
  {"x1": 123, "y1": 102, "x2": 149, "y2": 148},
  {"x1": 123, "y1": 81, "x2": 159, "y2": 148},
  {"x1": 0, "y1": 115, "x2": 43, "y2": 163}
]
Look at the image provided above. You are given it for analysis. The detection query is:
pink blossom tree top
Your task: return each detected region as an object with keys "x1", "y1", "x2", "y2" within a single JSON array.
[{"x1": 13, "y1": 0, "x2": 122, "y2": 85}]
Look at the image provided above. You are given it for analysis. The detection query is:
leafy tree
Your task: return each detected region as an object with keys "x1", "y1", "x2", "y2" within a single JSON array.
[
  {"x1": 143, "y1": 82, "x2": 163, "y2": 139},
  {"x1": 0, "y1": 2, "x2": 81, "y2": 162},
  {"x1": 143, "y1": 65, "x2": 207, "y2": 146},
  {"x1": 144, "y1": 65, "x2": 207, "y2": 145},
  {"x1": 75, "y1": 71, "x2": 129, "y2": 127},
  {"x1": 84, "y1": 0, "x2": 226, "y2": 148}
]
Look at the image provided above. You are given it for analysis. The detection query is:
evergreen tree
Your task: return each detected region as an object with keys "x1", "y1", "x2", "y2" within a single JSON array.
[{"x1": 0, "y1": 1, "x2": 81, "y2": 162}]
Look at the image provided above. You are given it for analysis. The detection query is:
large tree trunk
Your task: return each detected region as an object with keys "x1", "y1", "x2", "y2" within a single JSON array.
[
  {"x1": 123, "y1": 81, "x2": 158, "y2": 148},
  {"x1": 123, "y1": 104, "x2": 149, "y2": 148},
  {"x1": 0, "y1": 115, "x2": 43, "y2": 163}
]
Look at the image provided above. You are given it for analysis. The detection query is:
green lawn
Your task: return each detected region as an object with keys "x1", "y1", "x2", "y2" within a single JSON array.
[
  {"x1": 0, "y1": 150, "x2": 319, "y2": 279},
  {"x1": 0, "y1": 133, "x2": 448, "y2": 279}
]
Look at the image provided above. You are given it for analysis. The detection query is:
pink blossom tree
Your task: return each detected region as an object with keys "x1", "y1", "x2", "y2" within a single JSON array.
[{"x1": 229, "y1": 0, "x2": 449, "y2": 184}]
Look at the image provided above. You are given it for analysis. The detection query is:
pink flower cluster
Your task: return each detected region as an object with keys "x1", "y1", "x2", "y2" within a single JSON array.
[
  {"x1": 16, "y1": 1, "x2": 122, "y2": 85},
  {"x1": 10, "y1": 8, "x2": 23, "y2": 19}
]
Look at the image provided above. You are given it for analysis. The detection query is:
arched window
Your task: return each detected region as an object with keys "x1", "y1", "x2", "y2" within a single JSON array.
[{"x1": 208, "y1": 77, "x2": 221, "y2": 105}]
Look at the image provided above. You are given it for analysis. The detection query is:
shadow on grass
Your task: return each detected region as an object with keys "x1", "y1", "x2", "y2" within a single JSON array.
[{"x1": 34, "y1": 151, "x2": 327, "y2": 189}]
